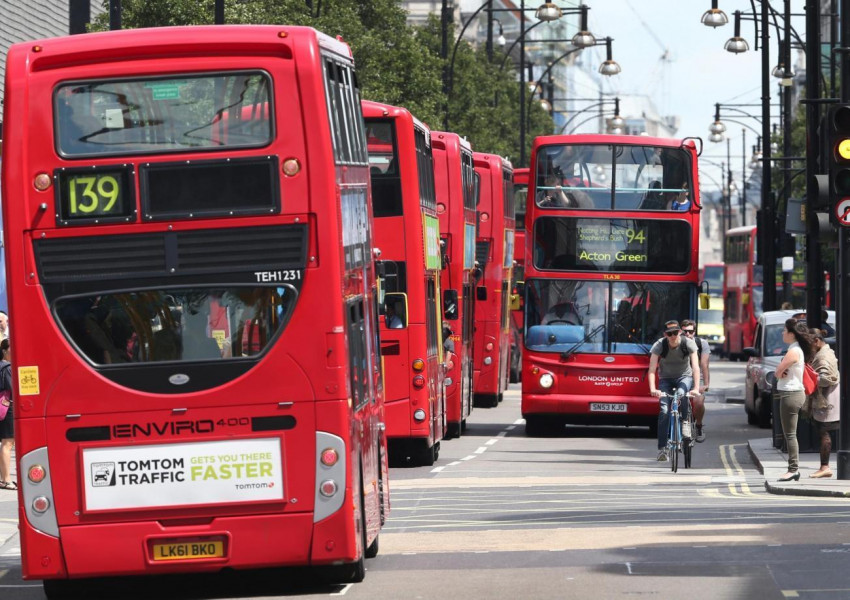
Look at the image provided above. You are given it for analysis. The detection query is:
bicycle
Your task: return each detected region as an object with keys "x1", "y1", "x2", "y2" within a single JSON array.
[{"x1": 661, "y1": 390, "x2": 695, "y2": 472}]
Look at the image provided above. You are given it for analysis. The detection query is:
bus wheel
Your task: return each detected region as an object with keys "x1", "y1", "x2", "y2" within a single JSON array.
[
  {"x1": 446, "y1": 422, "x2": 462, "y2": 439},
  {"x1": 344, "y1": 471, "x2": 368, "y2": 582},
  {"x1": 419, "y1": 441, "x2": 436, "y2": 466},
  {"x1": 525, "y1": 415, "x2": 546, "y2": 437},
  {"x1": 43, "y1": 579, "x2": 88, "y2": 599},
  {"x1": 365, "y1": 532, "x2": 380, "y2": 559}
]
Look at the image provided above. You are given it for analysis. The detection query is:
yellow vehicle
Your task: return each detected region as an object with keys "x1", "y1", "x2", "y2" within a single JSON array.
[{"x1": 697, "y1": 296, "x2": 724, "y2": 357}]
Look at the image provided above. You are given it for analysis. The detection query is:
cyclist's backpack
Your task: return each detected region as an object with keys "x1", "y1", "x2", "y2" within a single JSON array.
[{"x1": 660, "y1": 337, "x2": 702, "y2": 361}]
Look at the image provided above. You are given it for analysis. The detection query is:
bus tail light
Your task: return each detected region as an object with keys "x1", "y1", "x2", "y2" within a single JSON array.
[
  {"x1": 485, "y1": 342, "x2": 494, "y2": 352},
  {"x1": 319, "y1": 480, "x2": 338, "y2": 497},
  {"x1": 412, "y1": 358, "x2": 425, "y2": 372},
  {"x1": 20, "y1": 447, "x2": 58, "y2": 538},
  {"x1": 412, "y1": 375, "x2": 426, "y2": 389},
  {"x1": 320, "y1": 448, "x2": 339, "y2": 467},
  {"x1": 314, "y1": 432, "x2": 346, "y2": 523},
  {"x1": 28, "y1": 464, "x2": 46, "y2": 484},
  {"x1": 413, "y1": 409, "x2": 426, "y2": 422},
  {"x1": 32, "y1": 496, "x2": 51, "y2": 513},
  {"x1": 34, "y1": 173, "x2": 52, "y2": 191},
  {"x1": 282, "y1": 158, "x2": 301, "y2": 177}
]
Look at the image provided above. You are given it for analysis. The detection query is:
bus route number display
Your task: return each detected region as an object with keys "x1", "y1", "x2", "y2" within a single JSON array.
[
  {"x1": 57, "y1": 167, "x2": 134, "y2": 225},
  {"x1": 576, "y1": 223, "x2": 648, "y2": 268}
]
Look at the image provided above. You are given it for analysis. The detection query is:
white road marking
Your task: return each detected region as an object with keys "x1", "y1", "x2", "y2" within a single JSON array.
[
  {"x1": 331, "y1": 583, "x2": 353, "y2": 596},
  {"x1": 430, "y1": 466, "x2": 446, "y2": 473},
  {"x1": 474, "y1": 447, "x2": 488, "y2": 454},
  {"x1": 460, "y1": 455, "x2": 477, "y2": 461},
  {"x1": 485, "y1": 439, "x2": 499, "y2": 445}
]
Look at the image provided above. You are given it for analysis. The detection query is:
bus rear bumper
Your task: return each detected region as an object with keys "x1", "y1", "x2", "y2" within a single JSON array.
[
  {"x1": 521, "y1": 394, "x2": 658, "y2": 426},
  {"x1": 27, "y1": 513, "x2": 325, "y2": 579}
]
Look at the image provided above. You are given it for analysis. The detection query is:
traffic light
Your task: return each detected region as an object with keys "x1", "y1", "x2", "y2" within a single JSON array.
[{"x1": 824, "y1": 103, "x2": 850, "y2": 223}]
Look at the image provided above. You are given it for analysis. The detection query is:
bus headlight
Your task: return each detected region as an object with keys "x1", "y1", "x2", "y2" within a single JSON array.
[
  {"x1": 483, "y1": 357, "x2": 493, "y2": 365},
  {"x1": 539, "y1": 373, "x2": 554, "y2": 389},
  {"x1": 413, "y1": 409, "x2": 426, "y2": 422}
]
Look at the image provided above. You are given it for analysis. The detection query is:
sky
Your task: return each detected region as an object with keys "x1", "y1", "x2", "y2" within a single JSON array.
[{"x1": 582, "y1": 0, "x2": 804, "y2": 193}]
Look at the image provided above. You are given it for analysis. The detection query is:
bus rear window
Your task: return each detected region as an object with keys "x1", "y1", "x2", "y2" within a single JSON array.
[
  {"x1": 54, "y1": 72, "x2": 272, "y2": 157},
  {"x1": 55, "y1": 287, "x2": 294, "y2": 366}
]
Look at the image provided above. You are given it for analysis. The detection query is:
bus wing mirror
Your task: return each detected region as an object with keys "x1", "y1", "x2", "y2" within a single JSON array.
[
  {"x1": 699, "y1": 293, "x2": 710, "y2": 310},
  {"x1": 383, "y1": 292, "x2": 408, "y2": 328},
  {"x1": 443, "y1": 289, "x2": 459, "y2": 320},
  {"x1": 510, "y1": 294, "x2": 521, "y2": 311},
  {"x1": 477, "y1": 286, "x2": 487, "y2": 301},
  {"x1": 741, "y1": 293, "x2": 750, "y2": 306}
]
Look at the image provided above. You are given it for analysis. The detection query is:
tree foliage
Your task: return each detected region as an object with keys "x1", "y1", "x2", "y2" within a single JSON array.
[{"x1": 92, "y1": 0, "x2": 554, "y2": 165}]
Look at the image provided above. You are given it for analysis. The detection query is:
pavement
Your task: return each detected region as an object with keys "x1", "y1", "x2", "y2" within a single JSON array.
[
  {"x1": 748, "y1": 436, "x2": 850, "y2": 498},
  {"x1": 0, "y1": 450, "x2": 17, "y2": 553}
]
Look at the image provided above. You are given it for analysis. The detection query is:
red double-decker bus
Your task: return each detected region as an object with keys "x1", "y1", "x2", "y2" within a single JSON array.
[
  {"x1": 723, "y1": 225, "x2": 807, "y2": 359},
  {"x1": 432, "y1": 130, "x2": 477, "y2": 437},
  {"x1": 2, "y1": 26, "x2": 388, "y2": 592},
  {"x1": 522, "y1": 135, "x2": 703, "y2": 435},
  {"x1": 472, "y1": 153, "x2": 514, "y2": 407},
  {"x1": 363, "y1": 101, "x2": 445, "y2": 465},
  {"x1": 510, "y1": 167, "x2": 529, "y2": 383}
]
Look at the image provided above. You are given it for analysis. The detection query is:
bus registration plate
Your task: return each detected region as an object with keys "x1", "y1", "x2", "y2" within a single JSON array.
[
  {"x1": 152, "y1": 539, "x2": 225, "y2": 561},
  {"x1": 590, "y1": 403, "x2": 627, "y2": 413}
]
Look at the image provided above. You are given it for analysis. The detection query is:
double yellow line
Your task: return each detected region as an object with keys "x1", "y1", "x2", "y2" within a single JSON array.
[{"x1": 719, "y1": 443, "x2": 754, "y2": 496}]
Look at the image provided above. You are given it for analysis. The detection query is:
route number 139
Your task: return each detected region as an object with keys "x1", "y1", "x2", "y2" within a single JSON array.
[{"x1": 68, "y1": 174, "x2": 121, "y2": 215}]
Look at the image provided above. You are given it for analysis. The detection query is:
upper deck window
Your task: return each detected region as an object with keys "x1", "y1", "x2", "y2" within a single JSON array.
[
  {"x1": 54, "y1": 72, "x2": 272, "y2": 158},
  {"x1": 366, "y1": 120, "x2": 402, "y2": 217},
  {"x1": 535, "y1": 144, "x2": 692, "y2": 211}
]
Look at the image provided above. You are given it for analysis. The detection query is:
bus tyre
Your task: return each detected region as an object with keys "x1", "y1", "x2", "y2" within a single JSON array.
[
  {"x1": 525, "y1": 415, "x2": 546, "y2": 437},
  {"x1": 365, "y1": 533, "x2": 380, "y2": 559},
  {"x1": 419, "y1": 441, "x2": 436, "y2": 466},
  {"x1": 43, "y1": 579, "x2": 86, "y2": 599}
]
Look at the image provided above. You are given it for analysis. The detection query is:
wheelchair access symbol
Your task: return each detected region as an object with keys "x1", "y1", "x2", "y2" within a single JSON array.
[{"x1": 836, "y1": 198, "x2": 850, "y2": 227}]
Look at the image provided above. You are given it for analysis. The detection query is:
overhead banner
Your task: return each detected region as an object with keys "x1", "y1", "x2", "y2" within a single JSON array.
[{"x1": 82, "y1": 437, "x2": 284, "y2": 512}]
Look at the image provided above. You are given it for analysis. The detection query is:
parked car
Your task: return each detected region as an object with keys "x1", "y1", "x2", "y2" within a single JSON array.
[{"x1": 743, "y1": 309, "x2": 835, "y2": 428}]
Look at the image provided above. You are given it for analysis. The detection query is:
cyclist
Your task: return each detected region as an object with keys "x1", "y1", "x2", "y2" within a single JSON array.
[
  {"x1": 680, "y1": 318, "x2": 709, "y2": 442},
  {"x1": 648, "y1": 319, "x2": 700, "y2": 462}
]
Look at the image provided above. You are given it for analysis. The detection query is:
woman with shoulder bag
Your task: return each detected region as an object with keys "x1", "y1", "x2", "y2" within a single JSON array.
[
  {"x1": 808, "y1": 329, "x2": 840, "y2": 478},
  {"x1": 774, "y1": 319, "x2": 816, "y2": 482},
  {"x1": 0, "y1": 339, "x2": 14, "y2": 490}
]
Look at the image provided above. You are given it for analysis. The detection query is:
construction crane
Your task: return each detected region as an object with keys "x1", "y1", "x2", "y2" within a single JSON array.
[{"x1": 625, "y1": 0, "x2": 674, "y2": 116}]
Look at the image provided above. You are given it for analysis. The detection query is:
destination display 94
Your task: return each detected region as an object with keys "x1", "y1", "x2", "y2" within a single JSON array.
[{"x1": 533, "y1": 217, "x2": 691, "y2": 273}]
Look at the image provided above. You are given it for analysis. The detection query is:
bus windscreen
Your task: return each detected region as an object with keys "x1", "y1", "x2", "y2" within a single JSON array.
[
  {"x1": 533, "y1": 217, "x2": 691, "y2": 273},
  {"x1": 525, "y1": 279, "x2": 692, "y2": 355},
  {"x1": 54, "y1": 72, "x2": 272, "y2": 157}
]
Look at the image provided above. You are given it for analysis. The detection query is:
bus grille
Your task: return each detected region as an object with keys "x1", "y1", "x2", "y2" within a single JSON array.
[{"x1": 34, "y1": 225, "x2": 307, "y2": 283}]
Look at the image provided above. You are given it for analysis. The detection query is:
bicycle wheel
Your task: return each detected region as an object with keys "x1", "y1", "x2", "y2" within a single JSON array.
[
  {"x1": 670, "y1": 413, "x2": 679, "y2": 473},
  {"x1": 684, "y1": 411, "x2": 695, "y2": 469}
]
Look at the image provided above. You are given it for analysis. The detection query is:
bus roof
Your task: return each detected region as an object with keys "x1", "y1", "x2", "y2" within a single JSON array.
[
  {"x1": 8, "y1": 25, "x2": 353, "y2": 68},
  {"x1": 532, "y1": 133, "x2": 695, "y2": 150},
  {"x1": 362, "y1": 100, "x2": 431, "y2": 138},
  {"x1": 473, "y1": 151, "x2": 513, "y2": 171},
  {"x1": 430, "y1": 130, "x2": 472, "y2": 153},
  {"x1": 727, "y1": 224, "x2": 756, "y2": 235}
]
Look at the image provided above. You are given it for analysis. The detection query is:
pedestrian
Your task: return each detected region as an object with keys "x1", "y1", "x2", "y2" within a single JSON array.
[
  {"x1": 0, "y1": 339, "x2": 14, "y2": 490},
  {"x1": 680, "y1": 319, "x2": 710, "y2": 442},
  {"x1": 808, "y1": 328, "x2": 840, "y2": 478},
  {"x1": 647, "y1": 319, "x2": 700, "y2": 462},
  {"x1": 0, "y1": 311, "x2": 9, "y2": 343},
  {"x1": 774, "y1": 319, "x2": 816, "y2": 482}
]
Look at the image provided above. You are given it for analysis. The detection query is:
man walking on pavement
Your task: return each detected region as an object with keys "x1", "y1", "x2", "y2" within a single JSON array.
[{"x1": 647, "y1": 320, "x2": 700, "y2": 461}]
